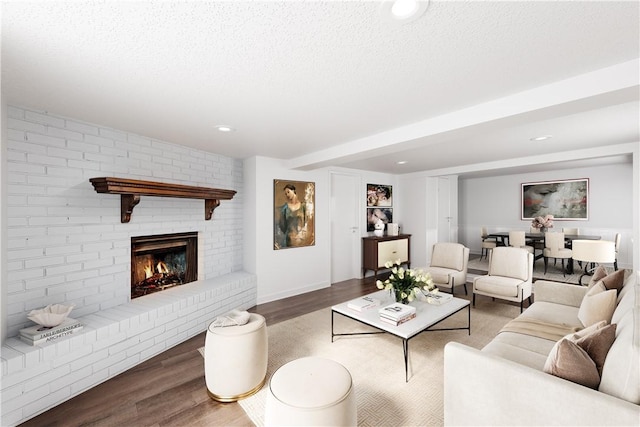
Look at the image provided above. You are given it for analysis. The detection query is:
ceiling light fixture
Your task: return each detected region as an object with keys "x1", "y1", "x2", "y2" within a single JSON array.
[
  {"x1": 530, "y1": 135, "x2": 552, "y2": 141},
  {"x1": 397, "y1": 160, "x2": 408, "y2": 165},
  {"x1": 215, "y1": 125, "x2": 235, "y2": 132},
  {"x1": 380, "y1": 0, "x2": 429, "y2": 24}
]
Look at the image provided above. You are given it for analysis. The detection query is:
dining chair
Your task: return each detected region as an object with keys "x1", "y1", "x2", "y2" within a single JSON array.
[
  {"x1": 543, "y1": 232, "x2": 572, "y2": 276},
  {"x1": 480, "y1": 227, "x2": 497, "y2": 261},
  {"x1": 614, "y1": 233, "x2": 621, "y2": 271},
  {"x1": 508, "y1": 231, "x2": 534, "y2": 255},
  {"x1": 472, "y1": 247, "x2": 534, "y2": 313},
  {"x1": 562, "y1": 227, "x2": 579, "y2": 236}
]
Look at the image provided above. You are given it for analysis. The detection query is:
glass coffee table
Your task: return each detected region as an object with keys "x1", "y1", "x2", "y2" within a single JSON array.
[{"x1": 331, "y1": 290, "x2": 470, "y2": 382}]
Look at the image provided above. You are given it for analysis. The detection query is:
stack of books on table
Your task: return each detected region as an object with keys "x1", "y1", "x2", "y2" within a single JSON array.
[
  {"x1": 378, "y1": 302, "x2": 417, "y2": 326},
  {"x1": 347, "y1": 295, "x2": 381, "y2": 312},
  {"x1": 19, "y1": 318, "x2": 83, "y2": 346}
]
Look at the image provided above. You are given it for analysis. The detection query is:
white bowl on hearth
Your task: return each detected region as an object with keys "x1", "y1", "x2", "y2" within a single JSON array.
[{"x1": 27, "y1": 303, "x2": 75, "y2": 327}]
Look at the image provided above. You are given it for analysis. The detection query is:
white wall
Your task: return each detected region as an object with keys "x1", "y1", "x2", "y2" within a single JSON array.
[
  {"x1": 3, "y1": 106, "x2": 245, "y2": 338},
  {"x1": 244, "y1": 159, "x2": 401, "y2": 303},
  {"x1": 459, "y1": 163, "x2": 634, "y2": 268}
]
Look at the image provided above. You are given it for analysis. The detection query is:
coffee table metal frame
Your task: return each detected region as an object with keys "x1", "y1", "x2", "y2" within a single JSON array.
[{"x1": 331, "y1": 290, "x2": 470, "y2": 382}]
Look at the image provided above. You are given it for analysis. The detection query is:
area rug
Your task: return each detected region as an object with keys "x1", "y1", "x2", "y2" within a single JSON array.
[
  {"x1": 223, "y1": 298, "x2": 519, "y2": 427},
  {"x1": 468, "y1": 254, "x2": 586, "y2": 285}
]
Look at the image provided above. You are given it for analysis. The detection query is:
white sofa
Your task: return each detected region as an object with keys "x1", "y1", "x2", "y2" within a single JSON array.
[{"x1": 444, "y1": 270, "x2": 640, "y2": 426}]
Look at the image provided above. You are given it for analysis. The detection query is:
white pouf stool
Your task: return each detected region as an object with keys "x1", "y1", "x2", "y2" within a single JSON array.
[
  {"x1": 265, "y1": 356, "x2": 357, "y2": 426},
  {"x1": 204, "y1": 313, "x2": 268, "y2": 402}
]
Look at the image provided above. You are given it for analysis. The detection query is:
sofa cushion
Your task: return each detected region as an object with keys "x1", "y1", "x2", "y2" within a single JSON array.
[
  {"x1": 482, "y1": 338, "x2": 550, "y2": 370},
  {"x1": 599, "y1": 306, "x2": 640, "y2": 404},
  {"x1": 519, "y1": 301, "x2": 583, "y2": 329},
  {"x1": 543, "y1": 339, "x2": 600, "y2": 389},
  {"x1": 578, "y1": 283, "x2": 616, "y2": 327},
  {"x1": 574, "y1": 323, "x2": 616, "y2": 375}
]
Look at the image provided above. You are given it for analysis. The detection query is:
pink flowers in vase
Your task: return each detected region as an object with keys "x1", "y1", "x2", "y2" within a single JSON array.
[{"x1": 531, "y1": 214, "x2": 554, "y2": 230}]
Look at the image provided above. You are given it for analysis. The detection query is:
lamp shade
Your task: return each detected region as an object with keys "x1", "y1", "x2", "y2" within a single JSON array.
[{"x1": 571, "y1": 240, "x2": 616, "y2": 263}]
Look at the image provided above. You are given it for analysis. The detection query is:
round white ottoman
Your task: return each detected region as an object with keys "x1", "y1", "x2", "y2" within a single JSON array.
[
  {"x1": 265, "y1": 356, "x2": 357, "y2": 426},
  {"x1": 204, "y1": 313, "x2": 268, "y2": 402}
]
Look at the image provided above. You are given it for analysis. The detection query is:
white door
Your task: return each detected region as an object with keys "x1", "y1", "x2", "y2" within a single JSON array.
[
  {"x1": 437, "y1": 177, "x2": 452, "y2": 242},
  {"x1": 331, "y1": 173, "x2": 361, "y2": 283}
]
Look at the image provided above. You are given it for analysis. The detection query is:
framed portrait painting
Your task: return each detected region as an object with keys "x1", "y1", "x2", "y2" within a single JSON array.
[
  {"x1": 521, "y1": 178, "x2": 589, "y2": 220},
  {"x1": 274, "y1": 180, "x2": 315, "y2": 250},
  {"x1": 367, "y1": 207, "x2": 393, "y2": 232},
  {"x1": 366, "y1": 183, "x2": 392, "y2": 207}
]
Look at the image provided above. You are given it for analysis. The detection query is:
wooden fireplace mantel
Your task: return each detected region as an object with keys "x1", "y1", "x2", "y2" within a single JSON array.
[{"x1": 90, "y1": 177, "x2": 237, "y2": 223}]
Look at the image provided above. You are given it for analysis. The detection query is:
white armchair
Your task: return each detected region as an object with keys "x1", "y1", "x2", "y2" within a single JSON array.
[
  {"x1": 423, "y1": 243, "x2": 470, "y2": 296},
  {"x1": 472, "y1": 247, "x2": 534, "y2": 312}
]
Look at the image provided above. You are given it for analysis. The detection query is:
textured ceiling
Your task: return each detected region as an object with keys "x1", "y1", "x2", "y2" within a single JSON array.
[{"x1": 2, "y1": 1, "x2": 639, "y2": 175}]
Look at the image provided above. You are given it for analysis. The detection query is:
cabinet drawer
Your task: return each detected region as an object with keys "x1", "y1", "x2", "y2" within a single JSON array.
[{"x1": 377, "y1": 239, "x2": 408, "y2": 266}]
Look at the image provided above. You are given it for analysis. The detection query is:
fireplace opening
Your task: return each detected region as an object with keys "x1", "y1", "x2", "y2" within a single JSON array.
[{"x1": 131, "y1": 232, "x2": 198, "y2": 299}]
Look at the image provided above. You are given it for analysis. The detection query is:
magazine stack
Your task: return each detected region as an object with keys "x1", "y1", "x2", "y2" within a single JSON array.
[
  {"x1": 378, "y1": 302, "x2": 416, "y2": 326},
  {"x1": 347, "y1": 295, "x2": 381, "y2": 312},
  {"x1": 19, "y1": 318, "x2": 83, "y2": 346}
]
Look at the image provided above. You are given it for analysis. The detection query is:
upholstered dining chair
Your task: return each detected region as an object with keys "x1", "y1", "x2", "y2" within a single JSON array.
[
  {"x1": 480, "y1": 227, "x2": 497, "y2": 261},
  {"x1": 614, "y1": 232, "x2": 621, "y2": 271},
  {"x1": 562, "y1": 227, "x2": 579, "y2": 235},
  {"x1": 472, "y1": 247, "x2": 534, "y2": 313},
  {"x1": 543, "y1": 232, "x2": 572, "y2": 276},
  {"x1": 508, "y1": 231, "x2": 534, "y2": 255},
  {"x1": 423, "y1": 242, "x2": 470, "y2": 296}
]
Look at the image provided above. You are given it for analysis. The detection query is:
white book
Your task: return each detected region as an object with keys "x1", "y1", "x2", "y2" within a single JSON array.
[
  {"x1": 20, "y1": 326, "x2": 83, "y2": 346},
  {"x1": 424, "y1": 292, "x2": 453, "y2": 305},
  {"x1": 20, "y1": 318, "x2": 82, "y2": 340},
  {"x1": 378, "y1": 302, "x2": 416, "y2": 321},
  {"x1": 379, "y1": 312, "x2": 416, "y2": 326},
  {"x1": 347, "y1": 296, "x2": 381, "y2": 312}
]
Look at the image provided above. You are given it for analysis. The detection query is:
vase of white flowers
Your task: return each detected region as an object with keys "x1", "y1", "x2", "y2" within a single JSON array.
[
  {"x1": 531, "y1": 214, "x2": 554, "y2": 233},
  {"x1": 376, "y1": 260, "x2": 437, "y2": 304}
]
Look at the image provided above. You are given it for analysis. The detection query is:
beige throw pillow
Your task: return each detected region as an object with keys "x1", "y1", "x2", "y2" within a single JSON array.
[
  {"x1": 543, "y1": 339, "x2": 600, "y2": 389},
  {"x1": 578, "y1": 283, "x2": 617, "y2": 327}
]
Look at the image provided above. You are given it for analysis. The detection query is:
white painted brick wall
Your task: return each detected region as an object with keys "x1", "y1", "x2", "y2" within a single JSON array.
[
  {"x1": 4, "y1": 106, "x2": 245, "y2": 336},
  {"x1": 1, "y1": 106, "x2": 256, "y2": 426}
]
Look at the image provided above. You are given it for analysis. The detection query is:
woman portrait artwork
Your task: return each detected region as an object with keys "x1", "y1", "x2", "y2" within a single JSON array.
[{"x1": 274, "y1": 180, "x2": 315, "y2": 249}]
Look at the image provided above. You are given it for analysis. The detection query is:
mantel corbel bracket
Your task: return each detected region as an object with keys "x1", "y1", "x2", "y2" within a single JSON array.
[{"x1": 90, "y1": 177, "x2": 236, "y2": 223}]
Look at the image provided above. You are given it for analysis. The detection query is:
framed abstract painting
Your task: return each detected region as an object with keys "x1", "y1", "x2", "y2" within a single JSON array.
[{"x1": 521, "y1": 178, "x2": 589, "y2": 220}]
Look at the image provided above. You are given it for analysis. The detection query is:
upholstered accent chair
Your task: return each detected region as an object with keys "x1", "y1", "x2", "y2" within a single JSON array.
[
  {"x1": 424, "y1": 242, "x2": 470, "y2": 296},
  {"x1": 508, "y1": 230, "x2": 534, "y2": 255},
  {"x1": 472, "y1": 247, "x2": 534, "y2": 313},
  {"x1": 614, "y1": 233, "x2": 621, "y2": 271},
  {"x1": 542, "y1": 232, "x2": 572, "y2": 276},
  {"x1": 480, "y1": 227, "x2": 497, "y2": 260}
]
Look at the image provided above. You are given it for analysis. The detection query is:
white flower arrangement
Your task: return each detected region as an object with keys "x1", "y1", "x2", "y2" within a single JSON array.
[{"x1": 376, "y1": 260, "x2": 437, "y2": 304}]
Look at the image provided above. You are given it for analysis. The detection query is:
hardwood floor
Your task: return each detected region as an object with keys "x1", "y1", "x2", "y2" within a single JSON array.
[{"x1": 19, "y1": 276, "x2": 380, "y2": 427}]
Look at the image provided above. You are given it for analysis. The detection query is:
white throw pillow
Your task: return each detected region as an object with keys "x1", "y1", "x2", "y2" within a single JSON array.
[{"x1": 577, "y1": 283, "x2": 617, "y2": 328}]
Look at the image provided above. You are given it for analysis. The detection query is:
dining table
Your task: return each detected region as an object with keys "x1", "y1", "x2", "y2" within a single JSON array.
[{"x1": 486, "y1": 231, "x2": 601, "y2": 274}]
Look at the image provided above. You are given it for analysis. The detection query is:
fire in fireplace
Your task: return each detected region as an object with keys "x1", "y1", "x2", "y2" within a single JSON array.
[{"x1": 131, "y1": 232, "x2": 198, "y2": 299}]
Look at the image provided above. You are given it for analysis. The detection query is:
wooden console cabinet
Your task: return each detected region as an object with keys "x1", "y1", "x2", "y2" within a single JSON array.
[{"x1": 362, "y1": 234, "x2": 411, "y2": 278}]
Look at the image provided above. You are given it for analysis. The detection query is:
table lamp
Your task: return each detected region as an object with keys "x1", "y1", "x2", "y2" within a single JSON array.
[{"x1": 571, "y1": 240, "x2": 616, "y2": 286}]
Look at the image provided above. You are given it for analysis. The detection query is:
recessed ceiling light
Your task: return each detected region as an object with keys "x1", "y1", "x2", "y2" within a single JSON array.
[
  {"x1": 380, "y1": 0, "x2": 429, "y2": 24},
  {"x1": 530, "y1": 135, "x2": 552, "y2": 141},
  {"x1": 215, "y1": 125, "x2": 235, "y2": 132},
  {"x1": 397, "y1": 160, "x2": 408, "y2": 165}
]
